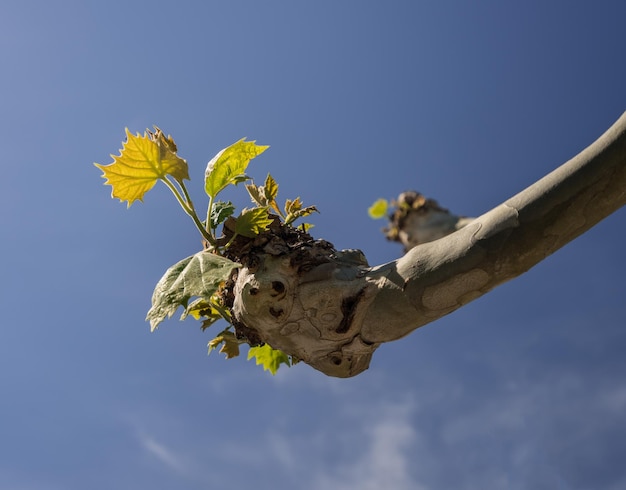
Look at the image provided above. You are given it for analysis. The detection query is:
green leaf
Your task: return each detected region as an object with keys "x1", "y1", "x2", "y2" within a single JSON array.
[
  {"x1": 204, "y1": 139, "x2": 269, "y2": 199},
  {"x1": 210, "y1": 200, "x2": 236, "y2": 229},
  {"x1": 201, "y1": 317, "x2": 222, "y2": 331},
  {"x1": 181, "y1": 296, "x2": 230, "y2": 330},
  {"x1": 208, "y1": 330, "x2": 241, "y2": 359},
  {"x1": 264, "y1": 173, "x2": 282, "y2": 215},
  {"x1": 263, "y1": 173, "x2": 279, "y2": 202},
  {"x1": 147, "y1": 252, "x2": 241, "y2": 331},
  {"x1": 284, "y1": 197, "x2": 302, "y2": 215},
  {"x1": 299, "y1": 223, "x2": 314, "y2": 233},
  {"x1": 182, "y1": 297, "x2": 214, "y2": 320},
  {"x1": 288, "y1": 205, "x2": 318, "y2": 224},
  {"x1": 94, "y1": 127, "x2": 189, "y2": 207},
  {"x1": 368, "y1": 198, "x2": 388, "y2": 219},
  {"x1": 234, "y1": 208, "x2": 273, "y2": 237},
  {"x1": 284, "y1": 197, "x2": 318, "y2": 225},
  {"x1": 247, "y1": 344, "x2": 291, "y2": 375},
  {"x1": 246, "y1": 174, "x2": 280, "y2": 212}
]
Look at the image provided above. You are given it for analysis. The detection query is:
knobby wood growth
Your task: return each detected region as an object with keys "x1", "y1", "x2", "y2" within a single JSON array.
[{"x1": 231, "y1": 113, "x2": 626, "y2": 377}]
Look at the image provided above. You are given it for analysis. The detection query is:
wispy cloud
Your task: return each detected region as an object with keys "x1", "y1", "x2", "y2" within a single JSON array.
[
  {"x1": 312, "y1": 400, "x2": 427, "y2": 490},
  {"x1": 137, "y1": 432, "x2": 188, "y2": 475},
  {"x1": 115, "y1": 318, "x2": 626, "y2": 490}
]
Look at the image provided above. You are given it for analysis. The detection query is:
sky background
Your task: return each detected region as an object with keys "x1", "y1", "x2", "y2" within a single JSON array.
[{"x1": 1, "y1": 1, "x2": 625, "y2": 489}]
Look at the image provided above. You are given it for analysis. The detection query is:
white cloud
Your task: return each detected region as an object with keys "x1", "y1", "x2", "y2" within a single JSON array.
[
  {"x1": 115, "y1": 335, "x2": 626, "y2": 490},
  {"x1": 137, "y1": 432, "x2": 188, "y2": 475},
  {"x1": 312, "y1": 400, "x2": 427, "y2": 490}
]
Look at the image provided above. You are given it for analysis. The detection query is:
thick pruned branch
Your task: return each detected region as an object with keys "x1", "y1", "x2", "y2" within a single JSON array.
[{"x1": 231, "y1": 112, "x2": 626, "y2": 377}]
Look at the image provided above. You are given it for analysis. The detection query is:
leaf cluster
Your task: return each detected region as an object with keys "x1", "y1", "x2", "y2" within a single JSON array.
[
  {"x1": 95, "y1": 128, "x2": 317, "y2": 374},
  {"x1": 246, "y1": 174, "x2": 318, "y2": 227}
]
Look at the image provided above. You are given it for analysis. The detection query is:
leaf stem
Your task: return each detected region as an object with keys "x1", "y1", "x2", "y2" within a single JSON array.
[
  {"x1": 224, "y1": 231, "x2": 239, "y2": 250},
  {"x1": 161, "y1": 177, "x2": 216, "y2": 246},
  {"x1": 206, "y1": 195, "x2": 215, "y2": 236}
]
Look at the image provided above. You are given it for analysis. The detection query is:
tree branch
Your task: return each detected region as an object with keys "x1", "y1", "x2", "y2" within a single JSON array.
[
  {"x1": 232, "y1": 112, "x2": 626, "y2": 377},
  {"x1": 363, "y1": 111, "x2": 626, "y2": 341},
  {"x1": 379, "y1": 191, "x2": 474, "y2": 252}
]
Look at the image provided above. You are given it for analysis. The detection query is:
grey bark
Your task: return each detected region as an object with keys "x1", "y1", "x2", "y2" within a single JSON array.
[
  {"x1": 379, "y1": 190, "x2": 475, "y2": 252},
  {"x1": 232, "y1": 112, "x2": 626, "y2": 377}
]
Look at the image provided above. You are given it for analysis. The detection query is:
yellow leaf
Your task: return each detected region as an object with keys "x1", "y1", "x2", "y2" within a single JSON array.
[
  {"x1": 95, "y1": 128, "x2": 189, "y2": 207},
  {"x1": 367, "y1": 198, "x2": 388, "y2": 219}
]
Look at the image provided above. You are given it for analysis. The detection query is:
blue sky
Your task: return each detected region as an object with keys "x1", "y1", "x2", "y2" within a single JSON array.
[{"x1": 1, "y1": 1, "x2": 625, "y2": 489}]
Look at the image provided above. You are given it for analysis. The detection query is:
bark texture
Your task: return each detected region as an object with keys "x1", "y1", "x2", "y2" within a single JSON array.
[
  {"x1": 381, "y1": 191, "x2": 474, "y2": 252},
  {"x1": 232, "y1": 112, "x2": 626, "y2": 377}
]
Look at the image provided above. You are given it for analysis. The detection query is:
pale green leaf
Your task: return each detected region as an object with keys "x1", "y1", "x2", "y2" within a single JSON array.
[
  {"x1": 368, "y1": 198, "x2": 388, "y2": 219},
  {"x1": 94, "y1": 128, "x2": 189, "y2": 207},
  {"x1": 147, "y1": 252, "x2": 240, "y2": 331},
  {"x1": 247, "y1": 344, "x2": 291, "y2": 375},
  {"x1": 204, "y1": 139, "x2": 269, "y2": 198},
  {"x1": 234, "y1": 208, "x2": 273, "y2": 237}
]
